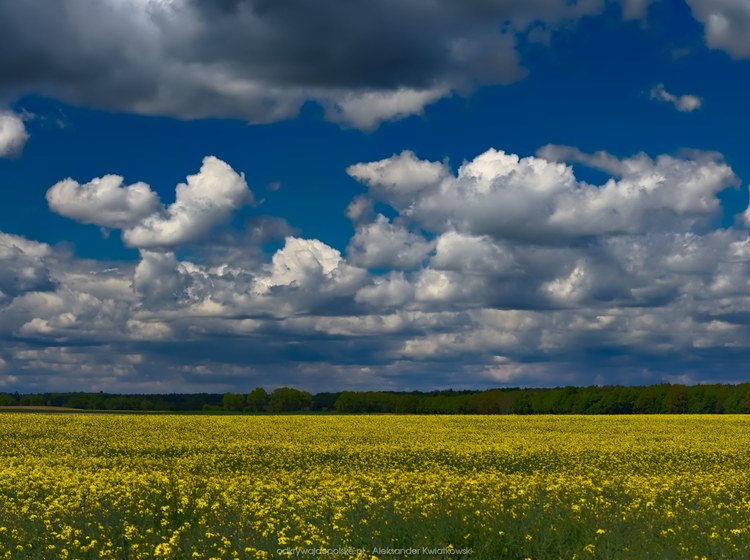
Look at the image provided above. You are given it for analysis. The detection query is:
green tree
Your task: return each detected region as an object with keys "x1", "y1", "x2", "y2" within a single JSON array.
[
  {"x1": 590, "y1": 386, "x2": 635, "y2": 414},
  {"x1": 688, "y1": 385, "x2": 719, "y2": 414},
  {"x1": 571, "y1": 386, "x2": 599, "y2": 414},
  {"x1": 474, "y1": 390, "x2": 513, "y2": 414},
  {"x1": 724, "y1": 384, "x2": 750, "y2": 413},
  {"x1": 741, "y1": 388, "x2": 750, "y2": 413},
  {"x1": 139, "y1": 399, "x2": 155, "y2": 411},
  {"x1": 64, "y1": 396, "x2": 90, "y2": 409},
  {"x1": 246, "y1": 388, "x2": 268, "y2": 412},
  {"x1": 312, "y1": 392, "x2": 340, "y2": 411},
  {"x1": 664, "y1": 385, "x2": 689, "y2": 414},
  {"x1": 419, "y1": 395, "x2": 449, "y2": 414},
  {"x1": 334, "y1": 391, "x2": 360, "y2": 413},
  {"x1": 269, "y1": 387, "x2": 312, "y2": 412},
  {"x1": 222, "y1": 392, "x2": 246, "y2": 411},
  {"x1": 19, "y1": 394, "x2": 48, "y2": 406},
  {"x1": 0, "y1": 393, "x2": 18, "y2": 406},
  {"x1": 395, "y1": 394, "x2": 419, "y2": 413},
  {"x1": 633, "y1": 386, "x2": 665, "y2": 413},
  {"x1": 512, "y1": 391, "x2": 533, "y2": 414},
  {"x1": 202, "y1": 404, "x2": 223, "y2": 411}
]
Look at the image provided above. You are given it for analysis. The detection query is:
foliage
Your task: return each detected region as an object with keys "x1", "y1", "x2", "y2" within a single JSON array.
[
  {"x1": 7, "y1": 384, "x2": 750, "y2": 414},
  {"x1": 18, "y1": 394, "x2": 47, "y2": 407},
  {"x1": 222, "y1": 393, "x2": 246, "y2": 412},
  {"x1": 269, "y1": 387, "x2": 312, "y2": 412},
  {"x1": 246, "y1": 388, "x2": 268, "y2": 412}
]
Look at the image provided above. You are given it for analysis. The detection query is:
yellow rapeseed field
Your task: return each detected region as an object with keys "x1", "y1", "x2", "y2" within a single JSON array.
[{"x1": 1, "y1": 414, "x2": 749, "y2": 559}]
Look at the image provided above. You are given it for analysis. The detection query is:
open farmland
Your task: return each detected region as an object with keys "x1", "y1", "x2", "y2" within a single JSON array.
[{"x1": 1, "y1": 415, "x2": 750, "y2": 559}]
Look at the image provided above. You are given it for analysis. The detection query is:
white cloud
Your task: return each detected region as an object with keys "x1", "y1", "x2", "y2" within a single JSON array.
[
  {"x1": 0, "y1": 231, "x2": 50, "y2": 260},
  {"x1": 649, "y1": 84, "x2": 702, "y2": 112},
  {"x1": 350, "y1": 147, "x2": 737, "y2": 242},
  {"x1": 396, "y1": 309, "x2": 542, "y2": 359},
  {"x1": 7, "y1": 281, "x2": 133, "y2": 344},
  {"x1": 347, "y1": 214, "x2": 434, "y2": 269},
  {"x1": 430, "y1": 232, "x2": 516, "y2": 275},
  {"x1": 306, "y1": 313, "x2": 408, "y2": 337},
  {"x1": 0, "y1": 111, "x2": 29, "y2": 158},
  {"x1": 0, "y1": 0, "x2": 616, "y2": 130},
  {"x1": 126, "y1": 319, "x2": 172, "y2": 341},
  {"x1": 324, "y1": 87, "x2": 450, "y2": 131},
  {"x1": 0, "y1": 232, "x2": 53, "y2": 296},
  {"x1": 345, "y1": 195, "x2": 374, "y2": 223},
  {"x1": 123, "y1": 156, "x2": 253, "y2": 248},
  {"x1": 347, "y1": 150, "x2": 449, "y2": 209},
  {"x1": 354, "y1": 272, "x2": 414, "y2": 308},
  {"x1": 542, "y1": 262, "x2": 590, "y2": 304},
  {"x1": 133, "y1": 251, "x2": 189, "y2": 306},
  {"x1": 620, "y1": 0, "x2": 658, "y2": 19},
  {"x1": 48, "y1": 156, "x2": 253, "y2": 249},
  {"x1": 536, "y1": 144, "x2": 632, "y2": 176},
  {"x1": 46, "y1": 175, "x2": 161, "y2": 229},
  {"x1": 413, "y1": 268, "x2": 486, "y2": 304},
  {"x1": 9, "y1": 144, "x2": 750, "y2": 389},
  {"x1": 686, "y1": 0, "x2": 750, "y2": 58},
  {"x1": 255, "y1": 236, "x2": 365, "y2": 295}
]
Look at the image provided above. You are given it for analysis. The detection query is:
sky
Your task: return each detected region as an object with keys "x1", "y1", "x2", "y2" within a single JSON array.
[{"x1": 2, "y1": 0, "x2": 750, "y2": 393}]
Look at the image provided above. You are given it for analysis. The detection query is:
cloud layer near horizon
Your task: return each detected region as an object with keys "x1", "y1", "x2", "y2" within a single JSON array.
[{"x1": 2, "y1": 145, "x2": 750, "y2": 392}]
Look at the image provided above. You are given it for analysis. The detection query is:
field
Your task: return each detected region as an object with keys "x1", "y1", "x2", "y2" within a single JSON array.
[{"x1": 1, "y1": 415, "x2": 750, "y2": 559}]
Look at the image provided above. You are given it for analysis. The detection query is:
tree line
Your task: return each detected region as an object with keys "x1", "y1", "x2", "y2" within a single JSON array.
[{"x1": 2, "y1": 383, "x2": 750, "y2": 414}]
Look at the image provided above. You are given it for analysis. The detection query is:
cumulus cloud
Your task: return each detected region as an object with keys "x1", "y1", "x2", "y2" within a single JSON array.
[
  {"x1": 345, "y1": 195, "x2": 374, "y2": 223},
  {"x1": 10, "y1": 144, "x2": 750, "y2": 390},
  {"x1": 133, "y1": 251, "x2": 190, "y2": 306},
  {"x1": 350, "y1": 147, "x2": 737, "y2": 242},
  {"x1": 430, "y1": 232, "x2": 516, "y2": 275},
  {"x1": 354, "y1": 272, "x2": 414, "y2": 309},
  {"x1": 536, "y1": 144, "x2": 634, "y2": 176},
  {"x1": 324, "y1": 87, "x2": 450, "y2": 131},
  {"x1": 686, "y1": 0, "x2": 750, "y2": 58},
  {"x1": 0, "y1": 0, "x2": 620, "y2": 129},
  {"x1": 123, "y1": 157, "x2": 253, "y2": 248},
  {"x1": 48, "y1": 156, "x2": 253, "y2": 248},
  {"x1": 347, "y1": 215, "x2": 434, "y2": 269},
  {"x1": 0, "y1": 111, "x2": 29, "y2": 157},
  {"x1": 255, "y1": 236, "x2": 365, "y2": 296},
  {"x1": 347, "y1": 150, "x2": 450, "y2": 208},
  {"x1": 649, "y1": 84, "x2": 702, "y2": 112},
  {"x1": 46, "y1": 175, "x2": 161, "y2": 230},
  {"x1": 0, "y1": 246, "x2": 138, "y2": 347},
  {"x1": 0, "y1": 232, "x2": 54, "y2": 297},
  {"x1": 620, "y1": 0, "x2": 658, "y2": 19}
]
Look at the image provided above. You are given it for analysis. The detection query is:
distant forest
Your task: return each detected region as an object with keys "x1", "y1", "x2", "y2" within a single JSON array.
[{"x1": 3, "y1": 383, "x2": 750, "y2": 414}]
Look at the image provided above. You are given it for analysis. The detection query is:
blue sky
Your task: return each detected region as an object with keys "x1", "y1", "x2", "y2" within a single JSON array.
[{"x1": 1, "y1": 0, "x2": 750, "y2": 393}]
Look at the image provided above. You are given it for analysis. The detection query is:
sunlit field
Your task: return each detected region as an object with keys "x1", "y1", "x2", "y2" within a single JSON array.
[{"x1": 1, "y1": 415, "x2": 750, "y2": 559}]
